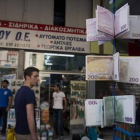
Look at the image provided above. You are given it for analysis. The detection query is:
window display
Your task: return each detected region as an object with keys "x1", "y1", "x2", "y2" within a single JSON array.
[
  {"x1": 25, "y1": 52, "x2": 85, "y2": 72},
  {"x1": 0, "y1": 50, "x2": 18, "y2": 66},
  {"x1": 70, "y1": 81, "x2": 86, "y2": 125}
]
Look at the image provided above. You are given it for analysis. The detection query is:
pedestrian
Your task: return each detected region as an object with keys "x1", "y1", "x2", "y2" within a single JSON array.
[
  {"x1": 0, "y1": 80, "x2": 12, "y2": 136},
  {"x1": 53, "y1": 83, "x2": 67, "y2": 138},
  {"x1": 15, "y1": 67, "x2": 39, "y2": 140}
]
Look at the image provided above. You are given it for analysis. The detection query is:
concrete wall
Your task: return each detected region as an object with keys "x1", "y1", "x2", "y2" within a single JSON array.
[
  {"x1": 0, "y1": 0, "x2": 54, "y2": 24},
  {"x1": 0, "y1": 0, "x2": 92, "y2": 28},
  {"x1": 65, "y1": 0, "x2": 92, "y2": 28}
]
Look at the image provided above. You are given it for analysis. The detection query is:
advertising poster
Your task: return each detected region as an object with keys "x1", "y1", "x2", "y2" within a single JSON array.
[{"x1": 2, "y1": 74, "x2": 16, "y2": 89}]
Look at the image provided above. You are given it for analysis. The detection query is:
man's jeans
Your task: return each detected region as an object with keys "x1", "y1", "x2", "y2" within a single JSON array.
[
  {"x1": 0, "y1": 107, "x2": 8, "y2": 134},
  {"x1": 53, "y1": 109, "x2": 63, "y2": 136}
]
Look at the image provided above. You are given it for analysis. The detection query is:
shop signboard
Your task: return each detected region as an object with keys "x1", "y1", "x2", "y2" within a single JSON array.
[{"x1": 0, "y1": 20, "x2": 90, "y2": 54}]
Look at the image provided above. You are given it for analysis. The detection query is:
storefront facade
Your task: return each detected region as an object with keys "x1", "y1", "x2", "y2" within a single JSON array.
[
  {"x1": 0, "y1": 0, "x2": 96, "y2": 138},
  {"x1": 0, "y1": 17, "x2": 92, "y2": 139}
]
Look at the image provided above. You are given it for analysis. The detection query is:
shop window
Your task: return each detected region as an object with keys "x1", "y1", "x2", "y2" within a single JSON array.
[
  {"x1": 54, "y1": 0, "x2": 66, "y2": 26},
  {"x1": 0, "y1": 50, "x2": 19, "y2": 67},
  {"x1": 25, "y1": 52, "x2": 85, "y2": 72}
]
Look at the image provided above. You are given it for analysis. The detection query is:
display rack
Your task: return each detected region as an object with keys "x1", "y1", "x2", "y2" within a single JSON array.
[
  {"x1": 112, "y1": 0, "x2": 140, "y2": 139},
  {"x1": 70, "y1": 81, "x2": 86, "y2": 125}
]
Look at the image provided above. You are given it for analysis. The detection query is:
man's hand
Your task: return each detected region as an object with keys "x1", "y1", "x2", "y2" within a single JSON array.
[
  {"x1": 63, "y1": 97, "x2": 67, "y2": 113},
  {"x1": 63, "y1": 108, "x2": 66, "y2": 113},
  {"x1": 32, "y1": 135, "x2": 39, "y2": 140},
  {"x1": 6, "y1": 107, "x2": 10, "y2": 112}
]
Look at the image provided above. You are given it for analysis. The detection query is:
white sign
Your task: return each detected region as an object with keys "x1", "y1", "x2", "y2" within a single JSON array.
[
  {"x1": 2, "y1": 74, "x2": 16, "y2": 89},
  {"x1": 85, "y1": 99, "x2": 102, "y2": 126},
  {"x1": 119, "y1": 16, "x2": 140, "y2": 39},
  {"x1": 119, "y1": 57, "x2": 140, "y2": 84},
  {"x1": 0, "y1": 21, "x2": 90, "y2": 54}
]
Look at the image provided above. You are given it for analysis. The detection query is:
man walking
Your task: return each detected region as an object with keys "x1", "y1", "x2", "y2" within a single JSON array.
[
  {"x1": 53, "y1": 83, "x2": 67, "y2": 137},
  {"x1": 0, "y1": 80, "x2": 12, "y2": 136},
  {"x1": 15, "y1": 67, "x2": 39, "y2": 140}
]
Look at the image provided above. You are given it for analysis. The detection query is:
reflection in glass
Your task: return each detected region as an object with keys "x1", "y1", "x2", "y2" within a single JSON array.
[{"x1": 25, "y1": 52, "x2": 86, "y2": 72}]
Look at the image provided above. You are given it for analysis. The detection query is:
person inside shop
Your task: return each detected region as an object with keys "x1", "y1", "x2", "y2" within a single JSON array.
[
  {"x1": 15, "y1": 67, "x2": 39, "y2": 140},
  {"x1": 53, "y1": 83, "x2": 67, "y2": 138},
  {"x1": 0, "y1": 80, "x2": 12, "y2": 136}
]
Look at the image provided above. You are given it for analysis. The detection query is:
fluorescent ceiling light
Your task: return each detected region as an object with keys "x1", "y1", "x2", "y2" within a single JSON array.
[
  {"x1": 44, "y1": 53, "x2": 74, "y2": 57},
  {"x1": 45, "y1": 63, "x2": 53, "y2": 65},
  {"x1": 41, "y1": 80, "x2": 46, "y2": 82}
]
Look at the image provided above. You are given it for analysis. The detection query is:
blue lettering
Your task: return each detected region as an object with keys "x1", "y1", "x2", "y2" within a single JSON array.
[
  {"x1": 2, "y1": 75, "x2": 15, "y2": 80},
  {"x1": 5, "y1": 31, "x2": 11, "y2": 40},
  {"x1": 15, "y1": 32, "x2": 22, "y2": 41},
  {"x1": 24, "y1": 32, "x2": 30, "y2": 41},
  {"x1": 0, "y1": 30, "x2": 4, "y2": 39}
]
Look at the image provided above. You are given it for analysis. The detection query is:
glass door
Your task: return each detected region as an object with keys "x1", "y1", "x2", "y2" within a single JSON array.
[{"x1": 40, "y1": 72, "x2": 86, "y2": 137}]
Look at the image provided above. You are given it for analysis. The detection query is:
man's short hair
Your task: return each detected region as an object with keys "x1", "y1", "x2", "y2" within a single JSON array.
[
  {"x1": 24, "y1": 67, "x2": 39, "y2": 80},
  {"x1": 55, "y1": 83, "x2": 61, "y2": 90},
  {"x1": 2, "y1": 80, "x2": 9, "y2": 85}
]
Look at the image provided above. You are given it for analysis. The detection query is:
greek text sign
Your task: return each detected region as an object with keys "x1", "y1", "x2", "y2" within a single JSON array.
[{"x1": 0, "y1": 20, "x2": 90, "y2": 53}]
